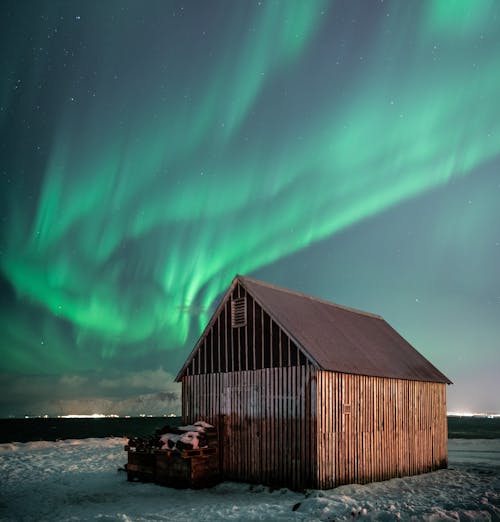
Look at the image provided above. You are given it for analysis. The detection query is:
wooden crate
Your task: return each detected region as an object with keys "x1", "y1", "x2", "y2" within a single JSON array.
[
  {"x1": 126, "y1": 450, "x2": 156, "y2": 482},
  {"x1": 155, "y1": 450, "x2": 220, "y2": 489}
]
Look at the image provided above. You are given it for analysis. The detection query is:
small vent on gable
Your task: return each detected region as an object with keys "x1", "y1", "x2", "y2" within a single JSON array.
[{"x1": 231, "y1": 297, "x2": 247, "y2": 328}]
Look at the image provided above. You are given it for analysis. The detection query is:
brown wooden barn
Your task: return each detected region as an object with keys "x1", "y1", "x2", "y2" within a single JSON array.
[{"x1": 175, "y1": 275, "x2": 451, "y2": 490}]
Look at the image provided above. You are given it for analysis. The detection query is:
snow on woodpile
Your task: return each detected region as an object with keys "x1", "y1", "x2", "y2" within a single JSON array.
[
  {"x1": 0, "y1": 438, "x2": 499, "y2": 521},
  {"x1": 127, "y1": 420, "x2": 216, "y2": 453}
]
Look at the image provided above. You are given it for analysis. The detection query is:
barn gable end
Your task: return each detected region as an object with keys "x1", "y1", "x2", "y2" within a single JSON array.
[{"x1": 175, "y1": 277, "x2": 317, "y2": 381}]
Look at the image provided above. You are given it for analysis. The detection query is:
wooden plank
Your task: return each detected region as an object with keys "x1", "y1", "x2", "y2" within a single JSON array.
[
  {"x1": 262, "y1": 368, "x2": 268, "y2": 484},
  {"x1": 285, "y1": 365, "x2": 290, "y2": 488},
  {"x1": 331, "y1": 372, "x2": 335, "y2": 487},
  {"x1": 304, "y1": 366, "x2": 311, "y2": 487},
  {"x1": 252, "y1": 298, "x2": 256, "y2": 371},
  {"x1": 319, "y1": 371, "x2": 325, "y2": 488},
  {"x1": 290, "y1": 365, "x2": 294, "y2": 489},
  {"x1": 326, "y1": 371, "x2": 330, "y2": 489},
  {"x1": 293, "y1": 365, "x2": 299, "y2": 489},
  {"x1": 300, "y1": 366, "x2": 308, "y2": 487},
  {"x1": 249, "y1": 370, "x2": 254, "y2": 482},
  {"x1": 272, "y1": 366, "x2": 283, "y2": 486},
  {"x1": 271, "y1": 367, "x2": 277, "y2": 485},
  {"x1": 311, "y1": 369, "x2": 318, "y2": 488},
  {"x1": 257, "y1": 369, "x2": 263, "y2": 482},
  {"x1": 325, "y1": 371, "x2": 330, "y2": 488},
  {"x1": 316, "y1": 371, "x2": 321, "y2": 488},
  {"x1": 280, "y1": 367, "x2": 284, "y2": 486},
  {"x1": 291, "y1": 364, "x2": 296, "y2": 489},
  {"x1": 261, "y1": 305, "x2": 265, "y2": 370}
]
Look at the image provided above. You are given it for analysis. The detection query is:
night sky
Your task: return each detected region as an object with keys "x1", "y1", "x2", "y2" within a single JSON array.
[{"x1": 1, "y1": 0, "x2": 499, "y2": 417}]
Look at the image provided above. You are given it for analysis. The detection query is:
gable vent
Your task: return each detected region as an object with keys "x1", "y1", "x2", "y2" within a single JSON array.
[{"x1": 231, "y1": 297, "x2": 247, "y2": 328}]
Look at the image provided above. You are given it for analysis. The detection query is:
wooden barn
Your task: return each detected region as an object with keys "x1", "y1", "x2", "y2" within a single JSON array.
[{"x1": 175, "y1": 275, "x2": 451, "y2": 490}]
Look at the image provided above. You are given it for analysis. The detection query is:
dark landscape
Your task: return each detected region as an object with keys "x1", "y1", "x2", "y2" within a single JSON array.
[{"x1": 0, "y1": 415, "x2": 498, "y2": 444}]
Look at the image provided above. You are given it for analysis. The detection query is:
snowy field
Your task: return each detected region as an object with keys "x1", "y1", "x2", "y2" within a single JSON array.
[{"x1": 0, "y1": 438, "x2": 498, "y2": 521}]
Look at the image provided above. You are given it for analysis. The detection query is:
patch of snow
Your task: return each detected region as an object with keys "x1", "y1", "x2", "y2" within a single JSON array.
[
  {"x1": 159, "y1": 433, "x2": 181, "y2": 450},
  {"x1": 178, "y1": 424, "x2": 206, "y2": 432},
  {"x1": 0, "y1": 438, "x2": 498, "y2": 521},
  {"x1": 193, "y1": 421, "x2": 214, "y2": 429},
  {"x1": 179, "y1": 431, "x2": 200, "y2": 449}
]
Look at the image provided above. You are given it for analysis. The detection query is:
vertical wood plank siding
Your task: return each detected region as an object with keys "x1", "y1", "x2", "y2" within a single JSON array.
[
  {"x1": 182, "y1": 365, "x2": 317, "y2": 490},
  {"x1": 180, "y1": 281, "x2": 448, "y2": 490},
  {"x1": 315, "y1": 371, "x2": 448, "y2": 489}
]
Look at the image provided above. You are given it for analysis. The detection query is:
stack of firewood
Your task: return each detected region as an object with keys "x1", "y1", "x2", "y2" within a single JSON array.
[{"x1": 127, "y1": 420, "x2": 216, "y2": 453}]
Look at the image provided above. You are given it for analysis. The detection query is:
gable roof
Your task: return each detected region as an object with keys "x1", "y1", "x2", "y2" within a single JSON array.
[{"x1": 176, "y1": 275, "x2": 451, "y2": 384}]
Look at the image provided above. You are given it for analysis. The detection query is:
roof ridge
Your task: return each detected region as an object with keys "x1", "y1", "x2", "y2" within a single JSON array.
[{"x1": 237, "y1": 275, "x2": 382, "y2": 320}]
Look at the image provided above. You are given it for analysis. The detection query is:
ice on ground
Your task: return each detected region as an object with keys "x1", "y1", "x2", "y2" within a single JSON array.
[{"x1": 0, "y1": 438, "x2": 498, "y2": 521}]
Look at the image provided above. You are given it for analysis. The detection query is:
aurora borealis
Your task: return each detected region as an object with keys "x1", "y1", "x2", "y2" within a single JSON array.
[{"x1": 1, "y1": 0, "x2": 499, "y2": 416}]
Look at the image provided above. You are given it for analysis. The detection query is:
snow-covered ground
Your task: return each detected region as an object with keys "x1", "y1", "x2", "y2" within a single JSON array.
[{"x1": 0, "y1": 438, "x2": 498, "y2": 521}]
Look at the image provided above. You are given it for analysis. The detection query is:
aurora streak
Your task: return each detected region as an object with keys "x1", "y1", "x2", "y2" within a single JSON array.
[{"x1": 1, "y1": 0, "x2": 499, "y2": 415}]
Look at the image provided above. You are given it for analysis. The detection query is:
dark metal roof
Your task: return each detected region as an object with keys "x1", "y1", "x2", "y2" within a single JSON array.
[{"x1": 238, "y1": 275, "x2": 451, "y2": 384}]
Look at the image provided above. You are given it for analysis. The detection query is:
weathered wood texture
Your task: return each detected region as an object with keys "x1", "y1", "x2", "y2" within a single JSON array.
[
  {"x1": 316, "y1": 371, "x2": 448, "y2": 489},
  {"x1": 182, "y1": 370, "x2": 447, "y2": 490},
  {"x1": 182, "y1": 366, "x2": 317, "y2": 490},
  {"x1": 155, "y1": 452, "x2": 220, "y2": 489},
  {"x1": 126, "y1": 452, "x2": 156, "y2": 482}
]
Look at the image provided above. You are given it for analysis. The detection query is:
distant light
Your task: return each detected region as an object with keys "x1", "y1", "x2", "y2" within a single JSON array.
[
  {"x1": 448, "y1": 411, "x2": 474, "y2": 417},
  {"x1": 58, "y1": 413, "x2": 118, "y2": 419},
  {"x1": 448, "y1": 411, "x2": 500, "y2": 418}
]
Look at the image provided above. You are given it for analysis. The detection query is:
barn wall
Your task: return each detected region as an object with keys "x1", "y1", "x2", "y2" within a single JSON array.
[
  {"x1": 182, "y1": 365, "x2": 318, "y2": 490},
  {"x1": 316, "y1": 371, "x2": 448, "y2": 488}
]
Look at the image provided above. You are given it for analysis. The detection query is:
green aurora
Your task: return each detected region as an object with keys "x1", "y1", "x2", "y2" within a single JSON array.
[{"x1": 0, "y1": 0, "x2": 499, "y2": 414}]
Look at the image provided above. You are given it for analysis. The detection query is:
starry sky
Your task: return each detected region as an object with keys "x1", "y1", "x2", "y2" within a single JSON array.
[{"x1": 1, "y1": 0, "x2": 499, "y2": 417}]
